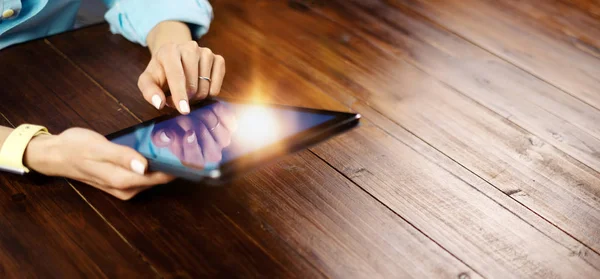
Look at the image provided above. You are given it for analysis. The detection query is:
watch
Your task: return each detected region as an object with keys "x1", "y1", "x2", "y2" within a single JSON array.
[{"x1": 0, "y1": 124, "x2": 50, "y2": 175}]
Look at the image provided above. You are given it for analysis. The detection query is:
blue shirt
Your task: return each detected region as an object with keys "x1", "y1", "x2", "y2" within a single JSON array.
[{"x1": 0, "y1": 0, "x2": 213, "y2": 50}]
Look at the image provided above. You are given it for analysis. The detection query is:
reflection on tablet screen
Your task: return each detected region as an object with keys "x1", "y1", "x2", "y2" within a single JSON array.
[{"x1": 111, "y1": 101, "x2": 335, "y2": 171}]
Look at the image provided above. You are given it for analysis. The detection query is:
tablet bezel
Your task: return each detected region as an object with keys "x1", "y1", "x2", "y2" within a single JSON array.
[{"x1": 105, "y1": 98, "x2": 360, "y2": 184}]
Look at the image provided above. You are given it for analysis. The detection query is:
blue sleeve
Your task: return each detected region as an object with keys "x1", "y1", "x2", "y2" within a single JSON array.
[{"x1": 103, "y1": 0, "x2": 213, "y2": 46}]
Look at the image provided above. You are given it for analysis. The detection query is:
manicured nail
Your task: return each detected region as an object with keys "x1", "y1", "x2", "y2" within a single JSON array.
[
  {"x1": 179, "y1": 100, "x2": 190, "y2": 114},
  {"x1": 186, "y1": 131, "x2": 196, "y2": 144},
  {"x1": 151, "y1": 95, "x2": 162, "y2": 109},
  {"x1": 130, "y1": 159, "x2": 146, "y2": 175},
  {"x1": 159, "y1": 131, "x2": 171, "y2": 143}
]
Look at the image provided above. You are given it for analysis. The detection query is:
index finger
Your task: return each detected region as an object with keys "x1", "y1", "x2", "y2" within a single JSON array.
[{"x1": 158, "y1": 46, "x2": 189, "y2": 114}]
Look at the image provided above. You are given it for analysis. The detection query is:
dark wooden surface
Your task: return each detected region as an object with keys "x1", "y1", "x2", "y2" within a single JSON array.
[{"x1": 1, "y1": 0, "x2": 600, "y2": 277}]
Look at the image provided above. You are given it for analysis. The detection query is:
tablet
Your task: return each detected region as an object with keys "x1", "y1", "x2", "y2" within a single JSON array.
[{"x1": 107, "y1": 98, "x2": 360, "y2": 184}]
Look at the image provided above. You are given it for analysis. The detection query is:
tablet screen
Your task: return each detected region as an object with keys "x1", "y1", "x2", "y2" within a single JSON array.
[{"x1": 110, "y1": 100, "x2": 336, "y2": 172}]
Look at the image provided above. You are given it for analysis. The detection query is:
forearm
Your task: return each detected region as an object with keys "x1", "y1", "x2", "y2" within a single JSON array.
[
  {"x1": 0, "y1": 125, "x2": 13, "y2": 148},
  {"x1": 146, "y1": 21, "x2": 193, "y2": 56}
]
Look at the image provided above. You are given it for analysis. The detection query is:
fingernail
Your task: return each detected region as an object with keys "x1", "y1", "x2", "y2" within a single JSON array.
[
  {"x1": 186, "y1": 131, "x2": 196, "y2": 143},
  {"x1": 130, "y1": 159, "x2": 146, "y2": 175},
  {"x1": 151, "y1": 94, "x2": 162, "y2": 109},
  {"x1": 179, "y1": 100, "x2": 190, "y2": 114},
  {"x1": 159, "y1": 131, "x2": 171, "y2": 143}
]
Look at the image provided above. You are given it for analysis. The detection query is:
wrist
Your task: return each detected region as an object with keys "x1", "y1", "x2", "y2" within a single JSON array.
[
  {"x1": 24, "y1": 134, "x2": 61, "y2": 175},
  {"x1": 147, "y1": 21, "x2": 193, "y2": 55}
]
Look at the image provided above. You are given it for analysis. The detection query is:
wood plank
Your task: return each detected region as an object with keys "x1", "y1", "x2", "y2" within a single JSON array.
[
  {"x1": 560, "y1": 0, "x2": 600, "y2": 19},
  {"x1": 0, "y1": 41, "x2": 138, "y2": 134},
  {"x1": 395, "y1": 0, "x2": 600, "y2": 111},
  {"x1": 0, "y1": 50, "x2": 156, "y2": 277},
  {"x1": 0, "y1": 169, "x2": 157, "y2": 278},
  {"x1": 50, "y1": 10, "x2": 600, "y2": 278},
  {"x1": 504, "y1": 0, "x2": 600, "y2": 52},
  {"x1": 303, "y1": 0, "x2": 600, "y2": 174},
  {"x1": 216, "y1": 0, "x2": 600, "y2": 262},
  {"x1": 43, "y1": 26, "x2": 478, "y2": 277},
  {"x1": 84, "y1": 151, "x2": 477, "y2": 278}
]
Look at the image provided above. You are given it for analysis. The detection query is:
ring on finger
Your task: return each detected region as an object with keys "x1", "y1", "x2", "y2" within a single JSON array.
[
  {"x1": 199, "y1": 76, "x2": 211, "y2": 83},
  {"x1": 209, "y1": 119, "x2": 221, "y2": 132}
]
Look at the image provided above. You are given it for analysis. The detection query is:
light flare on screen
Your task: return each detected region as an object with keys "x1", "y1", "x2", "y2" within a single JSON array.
[{"x1": 234, "y1": 106, "x2": 279, "y2": 147}]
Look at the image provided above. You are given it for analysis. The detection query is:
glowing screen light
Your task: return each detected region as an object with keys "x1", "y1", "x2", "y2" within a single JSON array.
[{"x1": 233, "y1": 106, "x2": 279, "y2": 147}]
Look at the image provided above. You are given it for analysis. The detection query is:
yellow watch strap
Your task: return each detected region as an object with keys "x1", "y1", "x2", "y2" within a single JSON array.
[{"x1": 0, "y1": 124, "x2": 50, "y2": 175}]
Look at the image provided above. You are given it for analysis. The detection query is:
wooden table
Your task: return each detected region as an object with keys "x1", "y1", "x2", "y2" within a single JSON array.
[{"x1": 1, "y1": 0, "x2": 599, "y2": 277}]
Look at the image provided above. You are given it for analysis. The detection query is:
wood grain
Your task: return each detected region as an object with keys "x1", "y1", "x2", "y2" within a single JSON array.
[
  {"x1": 506, "y1": 0, "x2": 600, "y2": 52},
  {"x1": 0, "y1": 40, "x2": 138, "y2": 134},
  {"x1": 560, "y1": 0, "x2": 600, "y2": 19},
  {"x1": 213, "y1": 0, "x2": 600, "y2": 263},
  {"x1": 49, "y1": 7, "x2": 600, "y2": 278},
  {"x1": 44, "y1": 26, "x2": 479, "y2": 278},
  {"x1": 0, "y1": 46, "x2": 156, "y2": 277},
  {"x1": 396, "y1": 0, "x2": 600, "y2": 111},
  {"x1": 279, "y1": 0, "x2": 600, "y2": 173}
]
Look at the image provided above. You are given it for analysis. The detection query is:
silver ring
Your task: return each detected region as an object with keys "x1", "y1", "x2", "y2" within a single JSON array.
[
  {"x1": 209, "y1": 120, "x2": 220, "y2": 132},
  {"x1": 199, "y1": 76, "x2": 211, "y2": 82}
]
